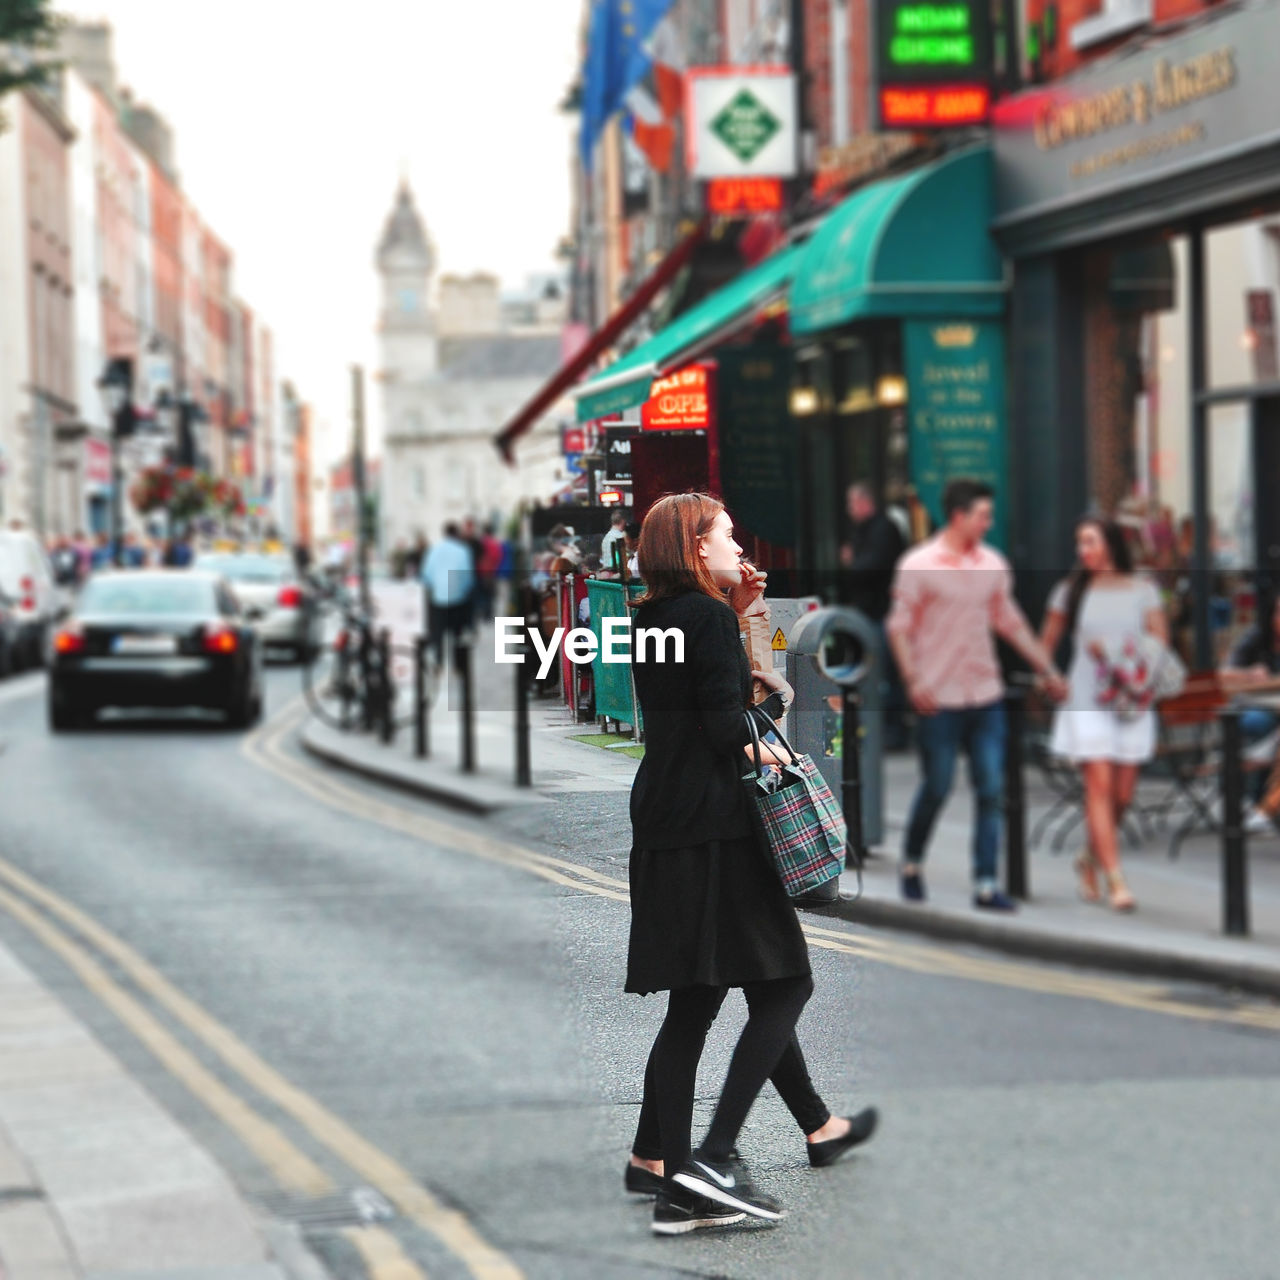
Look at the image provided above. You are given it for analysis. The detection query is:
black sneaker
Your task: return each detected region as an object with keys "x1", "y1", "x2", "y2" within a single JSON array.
[
  {"x1": 672, "y1": 1150, "x2": 785, "y2": 1221},
  {"x1": 901, "y1": 868, "x2": 926, "y2": 901},
  {"x1": 652, "y1": 1185, "x2": 747, "y2": 1235},
  {"x1": 625, "y1": 1162, "x2": 665, "y2": 1197}
]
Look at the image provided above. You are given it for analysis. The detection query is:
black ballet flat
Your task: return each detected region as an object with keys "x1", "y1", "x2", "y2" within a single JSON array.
[{"x1": 807, "y1": 1107, "x2": 879, "y2": 1168}]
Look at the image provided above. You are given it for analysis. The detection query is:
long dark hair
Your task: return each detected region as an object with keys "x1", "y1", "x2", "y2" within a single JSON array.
[{"x1": 1063, "y1": 517, "x2": 1134, "y2": 637}]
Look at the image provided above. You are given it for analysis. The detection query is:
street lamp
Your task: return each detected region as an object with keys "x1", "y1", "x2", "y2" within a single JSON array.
[{"x1": 97, "y1": 358, "x2": 134, "y2": 567}]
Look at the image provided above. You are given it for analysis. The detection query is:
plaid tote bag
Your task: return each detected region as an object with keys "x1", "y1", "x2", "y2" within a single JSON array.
[{"x1": 742, "y1": 705, "x2": 846, "y2": 898}]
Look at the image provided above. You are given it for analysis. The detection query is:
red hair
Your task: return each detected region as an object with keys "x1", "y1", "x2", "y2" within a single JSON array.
[{"x1": 631, "y1": 492, "x2": 727, "y2": 608}]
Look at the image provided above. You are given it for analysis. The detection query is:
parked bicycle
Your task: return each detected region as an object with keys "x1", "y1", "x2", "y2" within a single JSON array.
[{"x1": 301, "y1": 579, "x2": 422, "y2": 736}]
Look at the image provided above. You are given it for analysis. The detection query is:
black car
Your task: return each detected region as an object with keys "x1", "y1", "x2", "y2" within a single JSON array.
[{"x1": 48, "y1": 570, "x2": 264, "y2": 731}]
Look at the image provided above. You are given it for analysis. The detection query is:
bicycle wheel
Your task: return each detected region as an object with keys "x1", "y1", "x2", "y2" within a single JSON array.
[{"x1": 302, "y1": 627, "x2": 368, "y2": 731}]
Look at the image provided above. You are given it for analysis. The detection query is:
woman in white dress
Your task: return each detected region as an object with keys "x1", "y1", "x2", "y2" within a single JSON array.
[{"x1": 1040, "y1": 518, "x2": 1169, "y2": 912}]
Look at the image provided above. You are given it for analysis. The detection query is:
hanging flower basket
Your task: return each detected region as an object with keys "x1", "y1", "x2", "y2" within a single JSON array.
[{"x1": 131, "y1": 466, "x2": 245, "y2": 521}]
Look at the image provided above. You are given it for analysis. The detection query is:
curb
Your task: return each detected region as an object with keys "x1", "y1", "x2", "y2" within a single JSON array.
[
  {"x1": 809, "y1": 892, "x2": 1280, "y2": 1000},
  {"x1": 302, "y1": 722, "x2": 1280, "y2": 999},
  {"x1": 299, "y1": 722, "x2": 541, "y2": 815}
]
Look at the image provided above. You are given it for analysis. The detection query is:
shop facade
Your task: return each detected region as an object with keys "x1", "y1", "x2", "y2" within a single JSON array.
[{"x1": 993, "y1": 0, "x2": 1280, "y2": 663}]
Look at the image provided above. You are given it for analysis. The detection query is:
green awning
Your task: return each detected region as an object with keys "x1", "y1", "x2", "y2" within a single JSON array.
[
  {"x1": 789, "y1": 147, "x2": 1006, "y2": 335},
  {"x1": 575, "y1": 243, "x2": 804, "y2": 422}
]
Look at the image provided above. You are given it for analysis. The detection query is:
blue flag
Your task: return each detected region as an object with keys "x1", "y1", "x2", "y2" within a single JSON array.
[{"x1": 580, "y1": 0, "x2": 676, "y2": 173}]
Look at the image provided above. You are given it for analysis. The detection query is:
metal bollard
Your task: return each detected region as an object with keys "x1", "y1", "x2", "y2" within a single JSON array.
[
  {"x1": 841, "y1": 686, "x2": 867, "y2": 871},
  {"x1": 514, "y1": 587, "x2": 533, "y2": 788},
  {"x1": 458, "y1": 630, "x2": 476, "y2": 774},
  {"x1": 414, "y1": 635, "x2": 429, "y2": 759},
  {"x1": 378, "y1": 628, "x2": 394, "y2": 744},
  {"x1": 1220, "y1": 707, "x2": 1249, "y2": 936},
  {"x1": 359, "y1": 625, "x2": 375, "y2": 732},
  {"x1": 1004, "y1": 686, "x2": 1029, "y2": 901}
]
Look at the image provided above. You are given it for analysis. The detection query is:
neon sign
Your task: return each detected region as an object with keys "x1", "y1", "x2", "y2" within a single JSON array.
[
  {"x1": 875, "y1": 0, "x2": 992, "y2": 129},
  {"x1": 642, "y1": 364, "x2": 716, "y2": 430}
]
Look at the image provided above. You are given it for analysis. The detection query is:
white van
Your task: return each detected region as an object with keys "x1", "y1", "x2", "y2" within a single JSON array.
[{"x1": 0, "y1": 530, "x2": 59, "y2": 667}]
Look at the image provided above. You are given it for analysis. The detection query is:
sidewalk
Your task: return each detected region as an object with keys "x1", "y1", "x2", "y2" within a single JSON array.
[
  {"x1": 303, "y1": 661, "x2": 1280, "y2": 997},
  {"x1": 0, "y1": 941, "x2": 319, "y2": 1280}
]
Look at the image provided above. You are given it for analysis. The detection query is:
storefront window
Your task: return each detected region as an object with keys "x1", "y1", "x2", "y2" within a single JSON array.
[
  {"x1": 1207, "y1": 214, "x2": 1280, "y2": 390},
  {"x1": 1081, "y1": 227, "x2": 1271, "y2": 658}
]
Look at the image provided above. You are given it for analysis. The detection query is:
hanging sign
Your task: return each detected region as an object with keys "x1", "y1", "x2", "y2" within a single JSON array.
[
  {"x1": 642, "y1": 364, "x2": 716, "y2": 430},
  {"x1": 688, "y1": 68, "x2": 797, "y2": 179}
]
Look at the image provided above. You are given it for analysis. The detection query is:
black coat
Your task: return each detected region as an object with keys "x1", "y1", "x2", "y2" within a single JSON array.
[
  {"x1": 625, "y1": 588, "x2": 803, "y2": 995},
  {"x1": 628, "y1": 590, "x2": 782, "y2": 850}
]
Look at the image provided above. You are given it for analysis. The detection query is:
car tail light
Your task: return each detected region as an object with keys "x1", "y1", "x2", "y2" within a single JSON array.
[
  {"x1": 54, "y1": 626, "x2": 85, "y2": 654},
  {"x1": 20, "y1": 575, "x2": 34, "y2": 611},
  {"x1": 203, "y1": 626, "x2": 239, "y2": 654},
  {"x1": 277, "y1": 584, "x2": 303, "y2": 608}
]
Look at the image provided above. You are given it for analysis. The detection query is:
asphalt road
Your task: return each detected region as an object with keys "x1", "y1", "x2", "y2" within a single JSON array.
[{"x1": 0, "y1": 665, "x2": 1278, "y2": 1279}]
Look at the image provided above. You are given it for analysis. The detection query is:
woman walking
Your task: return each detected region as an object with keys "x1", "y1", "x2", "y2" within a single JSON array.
[
  {"x1": 1040, "y1": 517, "x2": 1169, "y2": 912},
  {"x1": 625, "y1": 493, "x2": 822, "y2": 1234}
]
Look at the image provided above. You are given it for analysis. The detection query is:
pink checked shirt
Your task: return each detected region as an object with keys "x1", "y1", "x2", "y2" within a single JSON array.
[{"x1": 885, "y1": 535, "x2": 1032, "y2": 710}]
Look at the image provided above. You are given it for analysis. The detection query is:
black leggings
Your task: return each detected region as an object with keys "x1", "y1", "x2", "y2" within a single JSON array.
[{"x1": 633, "y1": 974, "x2": 816, "y2": 1175}]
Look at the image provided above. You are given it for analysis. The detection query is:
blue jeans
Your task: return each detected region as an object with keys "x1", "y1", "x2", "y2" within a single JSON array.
[
  {"x1": 1240, "y1": 707, "x2": 1278, "y2": 802},
  {"x1": 904, "y1": 700, "x2": 1006, "y2": 891}
]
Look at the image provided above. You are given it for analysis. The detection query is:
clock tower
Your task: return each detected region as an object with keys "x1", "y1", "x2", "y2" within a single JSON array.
[{"x1": 375, "y1": 181, "x2": 436, "y2": 382}]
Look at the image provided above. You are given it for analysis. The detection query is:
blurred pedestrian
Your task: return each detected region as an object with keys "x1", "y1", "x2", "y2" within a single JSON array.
[
  {"x1": 50, "y1": 537, "x2": 80, "y2": 587},
  {"x1": 421, "y1": 522, "x2": 475, "y2": 670},
  {"x1": 600, "y1": 510, "x2": 628, "y2": 573},
  {"x1": 476, "y1": 522, "x2": 504, "y2": 622},
  {"x1": 1221, "y1": 579, "x2": 1280, "y2": 807},
  {"x1": 405, "y1": 533, "x2": 428, "y2": 581},
  {"x1": 840, "y1": 482, "x2": 908, "y2": 750},
  {"x1": 1040, "y1": 518, "x2": 1171, "y2": 911},
  {"x1": 625, "y1": 493, "x2": 818, "y2": 1233},
  {"x1": 887, "y1": 479, "x2": 1067, "y2": 911}
]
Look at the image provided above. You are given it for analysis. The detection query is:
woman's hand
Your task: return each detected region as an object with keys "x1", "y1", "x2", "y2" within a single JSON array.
[
  {"x1": 728, "y1": 561, "x2": 768, "y2": 617},
  {"x1": 751, "y1": 668, "x2": 794, "y2": 708}
]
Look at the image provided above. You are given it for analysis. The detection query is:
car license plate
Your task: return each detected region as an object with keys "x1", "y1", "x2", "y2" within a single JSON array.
[{"x1": 113, "y1": 634, "x2": 177, "y2": 656}]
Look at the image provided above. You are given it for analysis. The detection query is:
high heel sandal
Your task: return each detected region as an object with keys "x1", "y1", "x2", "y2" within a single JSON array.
[
  {"x1": 1106, "y1": 870, "x2": 1136, "y2": 913},
  {"x1": 1073, "y1": 851, "x2": 1101, "y2": 903}
]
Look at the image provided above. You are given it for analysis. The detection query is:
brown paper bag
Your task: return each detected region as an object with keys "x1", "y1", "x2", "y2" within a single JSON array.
[{"x1": 739, "y1": 614, "x2": 775, "y2": 705}]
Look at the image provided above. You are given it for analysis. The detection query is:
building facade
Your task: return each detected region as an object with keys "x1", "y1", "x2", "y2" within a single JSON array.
[
  {"x1": 374, "y1": 183, "x2": 565, "y2": 549},
  {"x1": 0, "y1": 85, "x2": 77, "y2": 533}
]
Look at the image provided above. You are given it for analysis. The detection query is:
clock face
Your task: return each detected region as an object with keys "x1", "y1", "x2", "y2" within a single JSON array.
[{"x1": 397, "y1": 287, "x2": 419, "y2": 313}]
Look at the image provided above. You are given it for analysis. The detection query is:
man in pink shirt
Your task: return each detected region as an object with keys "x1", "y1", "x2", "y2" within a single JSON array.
[{"x1": 887, "y1": 480, "x2": 1067, "y2": 910}]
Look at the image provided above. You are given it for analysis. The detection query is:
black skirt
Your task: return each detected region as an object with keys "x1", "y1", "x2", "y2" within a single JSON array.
[{"x1": 625, "y1": 833, "x2": 812, "y2": 996}]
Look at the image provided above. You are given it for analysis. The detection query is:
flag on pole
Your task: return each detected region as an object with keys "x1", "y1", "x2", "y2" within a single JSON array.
[
  {"x1": 625, "y1": 83, "x2": 674, "y2": 172},
  {"x1": 579, "y1": 0, "x2": 677, "y2": 172}
]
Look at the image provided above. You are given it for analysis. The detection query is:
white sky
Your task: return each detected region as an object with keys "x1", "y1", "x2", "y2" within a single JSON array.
[{"x1": 60, "y1": 0, "x2": 583, "y2": 465}]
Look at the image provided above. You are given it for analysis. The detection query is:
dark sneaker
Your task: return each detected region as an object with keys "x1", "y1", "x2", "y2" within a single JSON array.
[
  {"x1": 625, "y1": 1162, "x2": 665, "y2": 1197},
  {"x1": 901, "y1": 869, "x2": 926, "y2": 901},
  {"x1": 651, "y1": 1186, "x2": 747, "y2": 1235},
  {"x1": 807, "y1": 1107, "x2": 880, "y2": 1168},
  {"x1": 974, "y1": 889, "x2": 1018, "y2": 912},
  {"x1": 672, "y1": 1150, "x2": 785, "y2": 1221}
]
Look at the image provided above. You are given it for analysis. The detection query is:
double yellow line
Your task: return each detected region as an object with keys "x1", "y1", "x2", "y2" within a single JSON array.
[
  {"x1": 0, "y1": 808, "x2": 522, "y2": 1278},
  {"x1": 247, "y1": 701, "x2": 1280, "y2": 1037}
]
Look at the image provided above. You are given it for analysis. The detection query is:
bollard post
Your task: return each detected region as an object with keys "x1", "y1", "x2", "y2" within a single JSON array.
[
  {"x1": 337, "y1": 632, "x2": 354, "y2": 732},
  {"x1": 1004, "y1": 686, "x2": 1028, "y2": 901},
  {"x1": 841, "y1": 687, "x2": 867, "y2": 871},
  {"x1": 359, "y1": 624, "x2": 375, "y2": 732},
  {"x1": 1220, "y1": 707, "x2": 1249, "y2": 936},
  {"x1": 458, "y1": 630, "x2": 476, "y2": 774},
  {"x1": 378, "y1": 628, "x2": 394, "y2": 744},
  {"x1": 514, "y1": 586, "x2": 533, "y2": 787},
  {"x1": 414, "y1": 635, "x2": 429, "y2": 759}
]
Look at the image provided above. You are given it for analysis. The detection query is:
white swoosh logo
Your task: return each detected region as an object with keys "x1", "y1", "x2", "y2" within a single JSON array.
[{"x1": 695, "y1": 1161, "x2": 734, "y2": 1189}]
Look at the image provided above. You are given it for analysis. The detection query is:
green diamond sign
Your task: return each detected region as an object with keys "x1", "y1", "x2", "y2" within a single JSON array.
[{"x1": 710, "y1": 89, "x2": 781, "y2": 164}]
